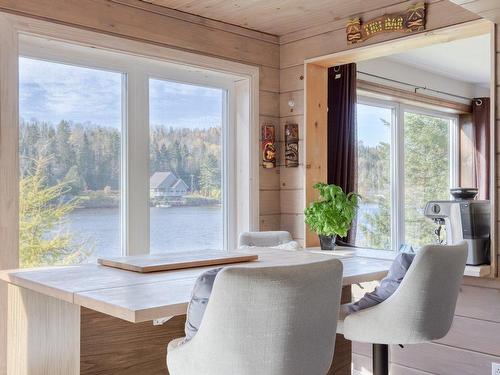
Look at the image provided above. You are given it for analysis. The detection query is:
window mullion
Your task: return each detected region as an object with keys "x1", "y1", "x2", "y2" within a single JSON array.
[
  {"x1": 124, "y1": 68, "x2": 150, "y2": 256},
  {"x1": 450, "y1": 117, "x2": 460, "y2": 190},
  {"x1": 392, "y1": 104, "x2": 405, "y2": 251}
]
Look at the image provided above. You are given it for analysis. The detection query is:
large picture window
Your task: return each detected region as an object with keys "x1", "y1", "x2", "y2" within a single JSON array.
[
  {"x1": 149, "y1": 78, "x2": 225, "y2": 253},
  {"x1": 355, "y1": 97, "x2": 458, "y2": 251},
  {"x1": 19, "y1": 57, "x2": 123, "y2": 267},
  {"x1": 18, "y1": 36, "x2": 244, "y2": 267}
]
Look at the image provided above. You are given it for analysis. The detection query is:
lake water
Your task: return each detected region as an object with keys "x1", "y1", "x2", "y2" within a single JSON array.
[
  {"x1": 64, "y1": 202, "x2": 383, "y2": 262},
  {"x1": 65, "y1": 206, "x2": 222, "y2": 261}
]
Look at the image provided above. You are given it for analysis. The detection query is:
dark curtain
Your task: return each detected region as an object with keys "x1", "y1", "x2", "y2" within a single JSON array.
[
  {"x1": 472, "y1": 97, "x2": 490, "y2": 200},
  {"x1": 327, "y1": 63, "x2": 357, "y2": 244}
]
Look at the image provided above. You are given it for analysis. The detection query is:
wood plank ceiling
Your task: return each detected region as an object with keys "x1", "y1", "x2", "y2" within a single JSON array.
[
  {"x1": 138, "y1": 0, "x2": 411, "y2": 36},
  {"x1": 449, "y1": 0, "x2": 500, "y2": 22}
]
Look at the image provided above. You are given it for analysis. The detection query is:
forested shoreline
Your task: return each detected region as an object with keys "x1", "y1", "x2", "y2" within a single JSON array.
[{"x1": 20, "y1": 119, "x2": 222, "y2": 207}]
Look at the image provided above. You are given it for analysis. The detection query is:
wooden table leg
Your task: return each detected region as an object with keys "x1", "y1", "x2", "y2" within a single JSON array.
[
  {"x1": 327, "y1": 285, "x2": 352, "y2": 375},
  {"x1": 7, "y1": 285, "x2": 80, "y2": 375}
]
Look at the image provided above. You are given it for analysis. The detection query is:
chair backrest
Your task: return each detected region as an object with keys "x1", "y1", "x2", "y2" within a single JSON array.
[
  {"x1": 238, "y1": 231, "x2": 293, "y2": 248},
  {"x1": 169, "y1": 259, "x2": 343, "y2": 375},
  {"x1": 344, "y1": 242, "x2": 467, "y2": 344}
]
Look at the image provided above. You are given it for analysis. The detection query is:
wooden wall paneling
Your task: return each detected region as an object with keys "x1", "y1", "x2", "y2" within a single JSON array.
[
  {"x1": 280, "y1": 189, "x2": 304, "y2": 215},
  {"x1": 280, "y1": 213, "x2": 304, "y2": 241},
  {"x1": 279, "y1": 1, "x2": 480, "y2": 69},
  {"x1": 0, "y1": 0, "x2": 279, "y2": 69},
  {"x1": 490, "y1": 20, "x2": 497, "y2": 277},
  {"x1": 280, "y1": 166, "x2": 305, "y2": 190},
  {"x1": 7, "y1": 285, "x2": 80, "y2": 375},
  {"x1": 280, "y1": 65, "x2": 304, "y2": 93},
  {"x1": 259, "y1": 66, "x2": 280, "y2": 93},
  {"x1": 353, "y1": 340, "x2": 500, "y2": 375},
  {"x1": 259, "y1": 214, "x2": 281, "y2": 231},
  {"x1": 0, "y1": 14, "x2": 18, "y2": 375},
  {"x1": 352, "y1": 282, "x2": 500, "y2": 373},
  {"x1": 497, "y1": 152, "x2": 500, "y2": 178},
  {"x1": 455, "y1": 284, "x2": 500, "y2": 322},
  {"x1": 110, "y1": 0, "x2": 279, "y2": 44},
  {"x1": 462, "y1": 273, "x2": 500, "y2": 288},
  {"x1": 435, "y1": 315, "x2": 500, "y2": 356},
  {"x1": 259, "y1": 91, "x2": 280, "y2": 117},
  {"x1": 304, "y1": 63, "x2": 327, "y2": 246},
  {"x1": 352, "y1": 353, "x2": 434, "y2": 375},
  {"x1": 259, "y1": 190, "x2": 281, "y2": 215},
  {"x1": 496, "y1": 85, "x2": 500, "y2": 117},
  {"x1": 280, "y1": 90, "x2": 304, "y2": 117},
  {"x1": 389, "y1": 342, "x2": 500, "y2": 375},
  {"x1": 81, "y1": 307, "x2": 185, "y2": 374},
  {"x1": 259, "y1": 168, "x2": 280, "y2": 190}
]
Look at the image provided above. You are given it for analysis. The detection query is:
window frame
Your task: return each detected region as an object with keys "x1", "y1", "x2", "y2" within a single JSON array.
[
  {"x1": 357, "y1": 95, "x2": 459, "y2": 251},
  {"x1": 18, "y1": 33, "x2": 250, "y2": 258}
]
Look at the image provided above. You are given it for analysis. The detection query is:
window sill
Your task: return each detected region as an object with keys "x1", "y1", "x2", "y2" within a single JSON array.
[
  {"x1": 307, "y1": 246, "x2": 492, "y2": 278},
  {"x1": 464, "y1": 264, "x2": 491, "y2": 278}
]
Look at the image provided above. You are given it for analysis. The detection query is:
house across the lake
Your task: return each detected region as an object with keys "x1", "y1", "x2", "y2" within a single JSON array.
[{"x1": 150, "y1": 172, "x2": 189, "y2": 199}]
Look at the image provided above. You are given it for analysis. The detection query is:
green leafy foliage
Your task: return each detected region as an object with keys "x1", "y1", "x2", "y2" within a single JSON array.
[
  {"x1": 304, "y1": 183, "x2": 359, "y2": 237},
  {"x1": 357, "y1": 112, "x2": 450, "y2": 249}
]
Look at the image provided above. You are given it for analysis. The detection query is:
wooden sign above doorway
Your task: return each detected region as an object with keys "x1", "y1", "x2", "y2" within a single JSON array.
[{"x1": 346, "y1": 2, "x2": 426, "y2": 44}]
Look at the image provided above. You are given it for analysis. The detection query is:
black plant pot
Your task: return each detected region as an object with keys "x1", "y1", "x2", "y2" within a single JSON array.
[{"x1": 319, "y1": 235, "x2": 337, "y2": 250}]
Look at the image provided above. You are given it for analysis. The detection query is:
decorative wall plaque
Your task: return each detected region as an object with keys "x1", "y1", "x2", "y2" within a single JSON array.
[
  {"x1": 285, "y1": 123, "x2": 299, "y2": 168},
  {"x1": 261, "y1": 123, "x2": 276, "y2": 168},
  {"x1": 346, "y1": 2, "x2": 426, "y2": 44}
]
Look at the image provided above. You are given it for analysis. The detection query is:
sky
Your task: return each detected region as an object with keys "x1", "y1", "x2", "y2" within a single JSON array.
[
  {"x1": 356, "y1": 103, "x2": 391, "y2": 147},
  {"x1": 19, "y1": 57, "x2": 223, "y2": 129},
  {"x1": 19, "y1": 56, "x2": 389, "y2": 141}
]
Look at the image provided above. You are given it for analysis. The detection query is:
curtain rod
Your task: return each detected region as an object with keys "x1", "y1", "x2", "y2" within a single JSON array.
[{"x1": 357, "y1": 71, "x2": 474, "y2": 102}]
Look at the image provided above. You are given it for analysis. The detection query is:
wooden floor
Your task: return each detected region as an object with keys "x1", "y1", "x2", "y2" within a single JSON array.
[{"x1": 80, "y1": 285, "x2": 352, "y2": 374}]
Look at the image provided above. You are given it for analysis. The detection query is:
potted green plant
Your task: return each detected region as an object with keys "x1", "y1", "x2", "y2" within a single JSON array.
[{"x1": 304, "y1": 183, "x2": 359, "y2": 250}]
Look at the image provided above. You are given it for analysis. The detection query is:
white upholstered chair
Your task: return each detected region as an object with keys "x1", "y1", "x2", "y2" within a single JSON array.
[
  {"x1": 167, "y1": 258, "x2": 343, "y2": 375},
  {"x1": 338, "y1": 243, "x2": 468, "y2": 375},
  {"x1": 238, "y1": 230, "x2": 293, "y2": 248}
]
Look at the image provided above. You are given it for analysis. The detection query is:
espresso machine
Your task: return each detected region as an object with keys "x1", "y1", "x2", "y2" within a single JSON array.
[{"x1": 424, "y1": 188, "x2": 490, "y2": 265}]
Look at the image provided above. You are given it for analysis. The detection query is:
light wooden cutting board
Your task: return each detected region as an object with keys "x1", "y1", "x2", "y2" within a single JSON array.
[{"x1": 98, "y1": 250, "x2": 258, "y2": 273}]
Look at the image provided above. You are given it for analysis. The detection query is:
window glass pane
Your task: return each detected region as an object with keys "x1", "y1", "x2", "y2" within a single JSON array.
[
  {"x1": 149, "y1": 78, "x2": 224, "y2": 253},
  {"x1": 19, "y1": 57, "x2": 122, "y2": 267},
  {"x1": 355, "y1": 103, "x2": 392, "y2": 250},
  {"x1": 404, "y1": 111, "x2": 451, "y2": 248}
]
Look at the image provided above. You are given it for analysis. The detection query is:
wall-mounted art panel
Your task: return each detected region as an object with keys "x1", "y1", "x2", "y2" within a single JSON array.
[
  {"x1": 262, "y1": 123, "x2": 276, "y2": 168},
  {"x1": 285, "y1": 123, "x2": 299, "y2": 167}
]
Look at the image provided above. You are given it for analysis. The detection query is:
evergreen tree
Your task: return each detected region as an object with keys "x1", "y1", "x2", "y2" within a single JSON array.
[
  {"x1": 358, "y1": 113, "x2": 450, "y2": 249},
  {"x1": 55, "y1": 120, "x2": 76, "y2": 180},
  {"x1": 19, "y1": 157, "x2": 88, "y2": 267},
  {"x1": 199, "y1": 154, "x2": 221, "y2": 199},
  {"x1": 78, "y1": 133, "x2": 94, "y2": 190}
]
